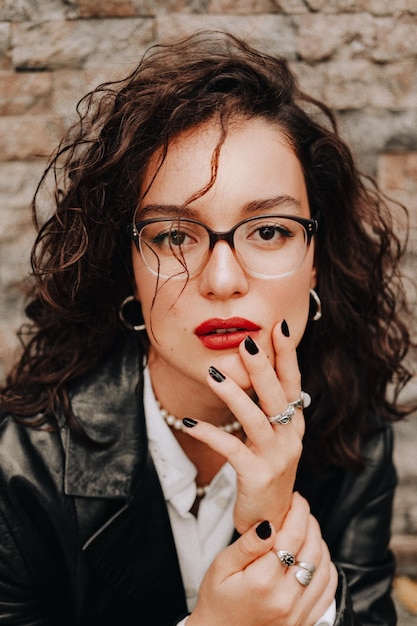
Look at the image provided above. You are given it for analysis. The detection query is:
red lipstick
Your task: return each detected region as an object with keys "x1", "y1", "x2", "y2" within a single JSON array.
[{"x1": 195, "y1": 317, "x2": 260, "y2": 350}]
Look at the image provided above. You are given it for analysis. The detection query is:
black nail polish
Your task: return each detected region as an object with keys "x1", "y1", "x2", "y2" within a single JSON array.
[
  {"x1": 244, "y1": 335, "x2": 259, "y2": 355},
  {"x1": 208, "y1": 366, "x2": 226, "y2": 383},
  {"x1": 281, "y1": 319, "x2": 290, "y2": 337},
  {"x1": 256, "y1": 520, "x2": 272, "y2": 540},
  {"x1": 183, "y1": 417, "x2": 198, "y2": 428}
]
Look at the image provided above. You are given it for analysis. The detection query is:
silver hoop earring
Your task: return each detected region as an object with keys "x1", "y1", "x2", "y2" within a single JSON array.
[
  {"x1": 119, "y1": 295, "x2": 146, "y2": 332},
  {"x1": 309, "y1": 288, "x2": 322, "y2": 321}
]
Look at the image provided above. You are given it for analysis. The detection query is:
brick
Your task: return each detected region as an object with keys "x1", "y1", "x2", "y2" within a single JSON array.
[
  {"x1": 317, "y1": 59, "x2": 417, "y2": 110},
  {"x1": 78, "y1": 0, "x2": 137, "y2": 18},
  {"x1": 306, "y1": 0, "x2": 417, "y2": 14},
  {"x1": 0, "y1": 162, "x2": 44, "y2": 237},
  {"x1": 296, "y1": 13, "x2": 417, "y2": 63},
  {"x1": 156, "y1": 14, "x2": 297, "y2": 59},
  {"x1": 0, "y1": 116, "x2": 63, "y2": 161},
  {"x1": 371, "y1": 15, "x2": 417, "y2": 62},
  {"x1": 0, "y1": 22, "x2": 11, "y2": 69},
  {"x1": 11, "y1": 18, "x2": 154, "y2": 71},
  {"x1": 52, "y1": 66, "x2": 131, "y2": 121},
  {"x1": 0, "y1": 72, "x2": 53, "y2": 116},
  {"x1": 337, "y1": 110, "x2": 417, "y2": 176},
  {"x1": 391, "y1": 535, "x2": 417, "y2": 576},
  {"x1": 0, "y1": 0, "x2": 76, "y2": 22},
  {"x1": 377, "y1": 152, "x2": 417, "y2": 251},
  {"x1": 206, "y1": 0, "x2": 306, "y2": 14}
]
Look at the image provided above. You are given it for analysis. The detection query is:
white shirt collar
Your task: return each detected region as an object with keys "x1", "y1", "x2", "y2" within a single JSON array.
[{"x1": 143, "y1": 365, "x2": 236, "y2": 515}]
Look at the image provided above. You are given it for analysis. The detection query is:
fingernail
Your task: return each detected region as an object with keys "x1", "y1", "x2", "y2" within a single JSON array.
[
  {"x1": 208, "y1": 366, "x2": 226, "y2": 383},
  {"x1": 256, "y1": 520, "x2": 272, "y2": 540},
  {"x1": 281, "y1": 319, "x2": 290, "y2": 337},
  {"x1": 183, "y1": 417, "x2": 198, "y2": 428},
  {"x1": 244, "y1": 335, "x2": 259, "y2": 355}
]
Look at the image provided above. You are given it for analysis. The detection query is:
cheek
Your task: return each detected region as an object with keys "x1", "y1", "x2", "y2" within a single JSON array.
[
  {"x1": 132, "y1": 261, "x2": 188, "y2": 332},
  {"x1": 266, "y1": 272, "x2": 312, "y2": 347}
]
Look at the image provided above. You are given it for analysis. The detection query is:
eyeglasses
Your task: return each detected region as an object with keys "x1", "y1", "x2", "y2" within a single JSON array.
[{"x1": 129, "y1": 214, "x2": 319, "y2": 279}]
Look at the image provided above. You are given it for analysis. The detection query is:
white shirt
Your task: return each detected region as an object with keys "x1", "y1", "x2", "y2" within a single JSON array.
[{"x1": 143, "y1": 366, "x2": 336, "y2": 625}]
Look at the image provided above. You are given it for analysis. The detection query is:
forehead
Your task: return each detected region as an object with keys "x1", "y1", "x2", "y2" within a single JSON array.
[{"x1": 138, "y1": 117, "x2": 309, "y2": 221}]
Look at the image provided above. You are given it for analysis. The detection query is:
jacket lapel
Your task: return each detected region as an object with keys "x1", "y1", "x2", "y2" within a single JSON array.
[{"x1": 61, "y1": 336, "x2": 188, "y2": 618}]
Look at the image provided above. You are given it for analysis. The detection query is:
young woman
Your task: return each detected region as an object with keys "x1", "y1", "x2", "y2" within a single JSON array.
[{"x1": 0, "y1": 31, "x2": 413, "y2": 625}]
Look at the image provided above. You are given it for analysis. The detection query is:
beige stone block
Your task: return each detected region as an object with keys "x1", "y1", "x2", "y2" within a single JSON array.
[
  {"x1": 377, "y1": 153, "x2": 417, "y2": 246},
  {"x1": 296, "y1": 13, "x2": 417, "y2": 64},
  {"x1": 0, "y1": 0, "x2": 75, "y2": 22},
  {"x1": 0, "y1": 72, "x2": 53, "y2": 116},
  {"x1": 372, "y1": 15, "x2": 417, "y2": 63},
  {"x1": 156, "y1": 14, "x2": 297, "y2": 59},
  {"x1": 302, "y1": 0, "x2": 417, "y2": 14},
  {"x1": 0, "y1": 22, "x2": 11, "y2": 70},
  {"x1": 317, "y1": 59, "x2": 417, "y2": 110},
  {"x1": 12, "y1": 18, "x2": 154, "y2": 71},
  {"x1": 296, "y1": 13, "x2": 377, "y2": 63},
  {"x1": 131, "y1": 0, "x2": 191, "y2": 14},
  {"x1": 52, "y1": 66, "x2": 132, "y2": 121},
  {"x1": 0, "y1": 116, "x2": 63, "y2": 161},
  {"x1": 206, "y1": 0, "x2": 306, "y2": 13},
  {"x1": 0, "y1": 161, "x2": 44, "y2": 239},
  {"x1": 365, "y1": 0, "x2": 417, "y2": 15},
  {"x1": 78, "y1": 0, "x2": 136, "y2": 17},
  {"x1": 291, "y1": 61, "x2": 325, "y2": 102}
]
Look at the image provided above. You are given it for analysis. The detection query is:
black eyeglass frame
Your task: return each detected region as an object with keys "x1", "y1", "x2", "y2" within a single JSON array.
[
  {"x1": 129, "y1": 213, "x2": 319, "y2": 250},
  {"x1": 128, "y1": 213, "x2": 319, "y2": 279}
]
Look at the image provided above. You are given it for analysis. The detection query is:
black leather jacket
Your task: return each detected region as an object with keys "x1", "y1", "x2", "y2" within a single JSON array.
[{"x1": 0, "y1": 339, "x2": 397, "y2": 625}]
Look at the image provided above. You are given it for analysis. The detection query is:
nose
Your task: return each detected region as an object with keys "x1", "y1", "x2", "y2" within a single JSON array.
[{"x1": 198, "y1": 241, "x2": 249, "y2": 300}]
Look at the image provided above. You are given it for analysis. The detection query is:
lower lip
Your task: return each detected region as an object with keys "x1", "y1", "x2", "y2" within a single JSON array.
[{"x1": 197, "y1": 331, "x2": 257, "y2": 350}]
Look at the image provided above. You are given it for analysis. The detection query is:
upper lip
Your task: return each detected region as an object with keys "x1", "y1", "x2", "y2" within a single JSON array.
[{"x1": 195, "y1": 317, "x2": 260, "y2": 336}]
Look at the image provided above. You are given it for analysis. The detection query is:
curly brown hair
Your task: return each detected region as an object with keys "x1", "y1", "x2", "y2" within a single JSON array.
[{"x1": 1, "y1": 31, "x2": 414, "y2": 465}]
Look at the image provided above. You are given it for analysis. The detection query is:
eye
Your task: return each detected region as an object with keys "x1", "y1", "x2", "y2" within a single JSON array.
[
  {"x1": 153, "y1": 229, "x2": 186, "y2": 246},
  {"x1": 148, "y1": 221, "x2": 201, "y2": 251},
  {"x1": 247, "y1": 221, "x2": 293, "y2": 246},
  {"x1": 257, "y1": 225, "x2": 284, "y2": 241}
]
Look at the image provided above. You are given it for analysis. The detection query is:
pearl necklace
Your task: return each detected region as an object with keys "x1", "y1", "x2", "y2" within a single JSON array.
[
  {"x1": 156, "y1": 400, "x2": 242, "y2": 434},
  {"x1": 156, "y1": 400, "x2": 242, "y2": 498}
]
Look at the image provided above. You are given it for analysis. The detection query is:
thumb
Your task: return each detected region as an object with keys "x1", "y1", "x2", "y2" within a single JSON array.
[{"x1": 216, "y1": 520, "x2": 275, "y2": 578}]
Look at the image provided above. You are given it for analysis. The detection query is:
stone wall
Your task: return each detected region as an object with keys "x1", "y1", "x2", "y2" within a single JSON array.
[{"x1": 1, "y1": 0, "x2": 417, "y2": 579}]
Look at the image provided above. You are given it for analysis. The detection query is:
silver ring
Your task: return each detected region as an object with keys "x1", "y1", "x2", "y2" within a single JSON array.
[
  {"x1": 289, "y1": 391, "x2": 311, "y2": 410},
  {"x1": 268, "y1": 391, "x2": 311, "y2": 426},
  {"x1": 276, "y1": 550, "x2": 296, "y2": 567},
  {"x1": 295, "y1": 567, "x2": 314, "y2": 586},
  {"x1": 296, "y1": 560, "x2": 316, "y2": 574},
  {"x1": 268, "y1": 405, "x2": 294, "y2": 425}
]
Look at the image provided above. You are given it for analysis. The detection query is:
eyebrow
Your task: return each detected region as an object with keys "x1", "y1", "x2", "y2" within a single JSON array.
[{"x1": 138, "y1": 196, "x2": 303, "y2": 219}]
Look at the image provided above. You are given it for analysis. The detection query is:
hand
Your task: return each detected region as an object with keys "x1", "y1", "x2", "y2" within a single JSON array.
[
  {"x1": 188, "y1": 493, "x2": 338, "y2": 626},
  {"x1": 183, "y1": 320, "x2": 305, "y2": 533}
]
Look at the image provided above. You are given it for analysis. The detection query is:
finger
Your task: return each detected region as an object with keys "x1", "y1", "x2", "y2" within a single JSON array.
[
  {"x1": 213, "y1": 520, "x2": 276, "y2": 579},
  {"x1": 182, "y1": 416, "x2": 254, "y2": 470},
  {"x1": 273, "y1": 492, "x2": 310, "y2": 559},
  {"x1": 272, "y1": 322, "x2": 305, "y2": 439},
  {"x1": 272, "y1": 320, "x2": 302, "y2": 404},
  {"x1": 206, "y1": 366, "x2": 274, "y2": 447},
  {"x1": 238, "y1": 334, "x2": 287, "y2": 419}
]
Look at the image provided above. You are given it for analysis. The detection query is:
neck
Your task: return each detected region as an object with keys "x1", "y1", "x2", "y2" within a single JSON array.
[{"x1": 148, "y1": 355, "x2": 236, "y2": 428}]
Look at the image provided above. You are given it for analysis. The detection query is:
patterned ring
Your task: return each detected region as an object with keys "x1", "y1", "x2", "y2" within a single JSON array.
[
  {"x1": 268, "y1": 405, "x2": 295, "y2": 425},
  {"x1": 276, "y1": 550, "x2": 296, "y2": 567},
  {"x1": 295, "y1": 568, "x2": 314, "y2": 587},
  {"x1": 268, "y1": 391, "x2": 312, "y2": 426},
  {"x1": 296, "y1": 561, "x2": 316, "y2": 574}
]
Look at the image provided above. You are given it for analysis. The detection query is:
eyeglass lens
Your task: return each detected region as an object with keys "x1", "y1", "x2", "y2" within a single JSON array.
[{"x1": 138, "y1": 216, "x2": 311, "y2": 278}]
